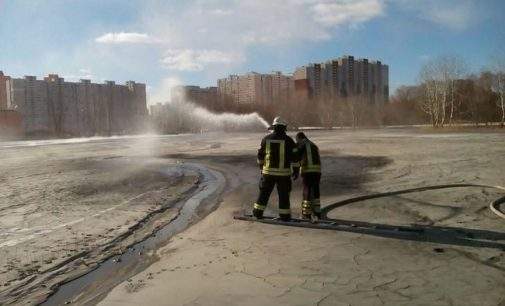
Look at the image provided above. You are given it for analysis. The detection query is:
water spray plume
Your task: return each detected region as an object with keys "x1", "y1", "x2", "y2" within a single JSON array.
[
  {"x1": 151, "y1": 80, "x2": 269, "y2": 133},
  {"x1": 161, "y1": 99, "x2": 268, "y2": 132},
  {"x1": 192, "y1": 106, "x2": 269, "y2": 130}
]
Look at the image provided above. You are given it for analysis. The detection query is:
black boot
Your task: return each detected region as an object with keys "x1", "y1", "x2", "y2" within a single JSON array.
[
  {"x1": 279, "y1": 214, "x2": 291, "y2": 222},
  {"x1": 253, "y1": 208, "x2": 264, "y2": 219}
]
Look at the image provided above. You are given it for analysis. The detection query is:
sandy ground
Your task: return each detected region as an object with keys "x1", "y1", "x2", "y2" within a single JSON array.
[{"x1": 1, "y1": 129, "x2": 505, "y2": 305}]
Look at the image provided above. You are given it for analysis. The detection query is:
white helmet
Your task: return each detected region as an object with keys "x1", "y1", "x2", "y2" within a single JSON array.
[{"x1": 271, "y1": 116, "x2": 287, "y2": 127}]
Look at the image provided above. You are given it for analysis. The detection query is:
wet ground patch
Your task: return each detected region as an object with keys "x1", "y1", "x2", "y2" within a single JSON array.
[{"x1": 320, "y1": 154, "x2": 392, "y2": 195}]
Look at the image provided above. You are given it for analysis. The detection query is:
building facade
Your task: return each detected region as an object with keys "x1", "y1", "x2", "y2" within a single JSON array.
[
  {"x1": 4, "y1": 73, "x2": 147, "y2": 137},
  {"x1": 294, "y1": 55, "x2": 389, "y2": 105},
  {"x1": 172, "y1": 85, "x2": 219, "y2": 110},
  {"x1": 0, "y1": 71, "x2": 10, "y2": 110},
  {"x1": 216, "y1": 56, "x2": 388, "y2": 109},
  {"x1": 0, "y1": 110, "x2": 23, "y2": 138},
  {"x1": 217, "y1": 71, "x2": 293, "y2": 106},
  {"x1": 217, "y1": 75, "x2": 240, "y2": 104}
]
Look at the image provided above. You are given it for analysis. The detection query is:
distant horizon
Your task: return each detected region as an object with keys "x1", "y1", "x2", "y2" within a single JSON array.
[
  {"x1": 1, "y1": 0, "x2": 504, "y2": 104},
  {"x1": 1, "y1": 52, "x2": 393, "y2": 102},
  {"x1": 1, "y1": 48, "x2": 501, "y2": 96}
]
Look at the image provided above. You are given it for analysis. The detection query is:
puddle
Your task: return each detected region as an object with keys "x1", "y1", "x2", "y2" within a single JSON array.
[{"x1": 40, "y1": 163, "x2": 225, "y2": 305}]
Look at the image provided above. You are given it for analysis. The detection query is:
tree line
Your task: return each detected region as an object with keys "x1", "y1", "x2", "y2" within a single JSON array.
[
  {"x1": 193, "y1": 91, "x2": 384, "y2": 129},
  {"x1": 187, "y1": 54, "x2": 505, "y2": 129},
  {"x1": 385, "y1": 55, "x2": 505, "y2": 128}
]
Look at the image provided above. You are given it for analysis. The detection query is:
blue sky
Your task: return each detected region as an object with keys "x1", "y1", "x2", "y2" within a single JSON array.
[{"x1": 1, "y1": 0, "x2": 504, "y2": 104}]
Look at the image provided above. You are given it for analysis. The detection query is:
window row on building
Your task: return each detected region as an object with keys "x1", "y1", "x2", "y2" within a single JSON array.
[
  {"x1": 0, "y1": 71, "x2": 148, "y2": 137},
  {"x1": 218, "y1": 71, "x2": 295, "y2": 105},
  {"x1": 215, "y1": 55, "x2": 389, "y2": 106},
  {"x1": 294, "y1": 55, "x2": 389, "y2": 105}
]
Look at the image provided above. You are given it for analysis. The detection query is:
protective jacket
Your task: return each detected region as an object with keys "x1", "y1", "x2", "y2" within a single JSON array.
[
  {"x1": 297, "y1": 138, "x2": 321, "y2": 174},
  {"x1": 257, "y1": 131, "x2": 299, "y2": 176}
]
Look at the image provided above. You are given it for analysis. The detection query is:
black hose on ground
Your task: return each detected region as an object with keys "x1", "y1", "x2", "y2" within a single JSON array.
[{"x1": 320, "y1": 183, "x2": 505, "y2": 220}]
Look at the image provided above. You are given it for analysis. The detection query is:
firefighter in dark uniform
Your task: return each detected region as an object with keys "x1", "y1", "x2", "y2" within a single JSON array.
[
  {"x1": 253, "y1": 117, "x2": 299, "y2": 221},
  {"x1": 295, "y1": 132, "x2": 322, "y2": 220}
]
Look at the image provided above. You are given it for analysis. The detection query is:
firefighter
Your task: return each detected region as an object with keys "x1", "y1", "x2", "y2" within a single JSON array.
[
  {"x1": 295, "y1": 132, "x2": 322, "y2": 220},
  {"x1": 253, "y1": 117, "x2": 299, "y2": 221}
]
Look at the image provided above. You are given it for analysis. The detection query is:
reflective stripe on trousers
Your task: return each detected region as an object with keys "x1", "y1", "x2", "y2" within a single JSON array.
[{"x1": 254, "y1": 174, "x2": 291, "y2": 216}]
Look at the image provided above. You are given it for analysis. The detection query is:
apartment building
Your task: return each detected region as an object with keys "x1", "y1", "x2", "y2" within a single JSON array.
[
  {"x1": 217, "y1": 75, "x2": 240, "y2": 104},
  {"x1": 294, "y1": 55, "x2": 389, "y2": 105},
  {"x1": 5, "y1": 73, "x2": 147, "y2": 136},
  {"x1": 172, "y1": 85, "x2": 219, "y2": 109},
  {"x1": 217, "y1": 71, "x2": 293, "y2": 105},
  {"x1": 271, "y1": 71, "x2": 295, "y2": 104},
  {"x1": 0, "y1": 71, "x2": 10, "y2": 110}
]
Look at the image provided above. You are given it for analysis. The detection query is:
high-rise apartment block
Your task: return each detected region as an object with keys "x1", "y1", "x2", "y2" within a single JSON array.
[
  {"x1": 217, "y1": 55, "x2": 388, "y2": 107},
  {"x1": 0, "y1": 71, "x2": 10, "y2": 110},
  {"x1": 294, "y1": 55, "x2": 389, "y2": 105},
  {"x1": 3, "y1": 73, "x2": 147, "y2": 136},
  {"x1": 217, "y1": 71, "x2": 294, "y2": 105},
  {"x1": 172, "y1": 85, "x2": 219, "y2": 109},
  {"x1": 271, "y1": 71, "x2": 295, "y2": 104},
  {"x1": 217, "y1": 75, "x2": 240, "y2": 103}
]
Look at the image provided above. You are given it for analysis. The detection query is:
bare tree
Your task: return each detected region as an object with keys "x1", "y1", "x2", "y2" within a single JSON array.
[
  {"x1": 419, "y1": 64, "x2": 442, "y2": 127},
  {"x1": 341, "y1": 95, "x2": 371, "y2": 128},
  {"x1": 342, "y1": 96, "x2": 356, "y2": 128},
  {"x1": 443, "y1": 56, "x2": 466, "y2": 125},
  {"x1": 490, "y1": 54, "x2": 505, "y2": 127},
  {"x1": 317, "y1": 96, "x2": 335, "y2": 128},
  {"x1": 418, "y1": 55, "x2": 465, "y2": 127}
]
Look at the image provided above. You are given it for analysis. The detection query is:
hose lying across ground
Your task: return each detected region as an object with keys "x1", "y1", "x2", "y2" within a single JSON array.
[{"x1": 320, "y1": 183, "x2": 505, "y2": 220}]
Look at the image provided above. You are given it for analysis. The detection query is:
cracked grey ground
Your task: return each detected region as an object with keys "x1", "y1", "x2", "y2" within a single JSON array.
[
  {"x1": 91, "y1": 130, "x2": 505, "y2": 306},
  {"x1": 0, "y1": 130, "x2": 503, "y2": 306}
]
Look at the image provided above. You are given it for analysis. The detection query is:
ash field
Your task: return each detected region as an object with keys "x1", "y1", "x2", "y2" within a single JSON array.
[{"x1": 0, "y1": 129, "x2": 504, "y2": 306}]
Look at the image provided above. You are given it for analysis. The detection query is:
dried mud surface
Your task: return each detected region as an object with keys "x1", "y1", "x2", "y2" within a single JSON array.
[
  {"x1": 102, "y1": 130, "x2": 505, "y2": 306},
  {"x1": 0, "y1": 137, "x2": 201, "y2": 304},
  {"x1": 1, "y1": 130, "x2": 505, "y2": 306}
]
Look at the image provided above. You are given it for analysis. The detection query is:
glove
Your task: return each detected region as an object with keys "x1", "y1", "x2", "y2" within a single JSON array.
[{"x1": 292, "y1": 171, "x2": 299, "y2": 181}]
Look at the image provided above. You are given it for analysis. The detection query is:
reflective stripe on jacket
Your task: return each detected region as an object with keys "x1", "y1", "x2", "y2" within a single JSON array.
[
  {"x1": 298, "y1": 139, "x2": 321, "y2": 174},
  {"x1": 257, "y1": 132, "x2": 298, "y2": 176}
]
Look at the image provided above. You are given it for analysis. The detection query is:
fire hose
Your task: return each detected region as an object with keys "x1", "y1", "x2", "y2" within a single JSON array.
[{"x1": 320, "y1": 183, "x2": 505, "y2": 220}]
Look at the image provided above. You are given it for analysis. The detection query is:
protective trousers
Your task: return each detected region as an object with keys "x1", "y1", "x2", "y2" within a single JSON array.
[
  {"x1": 301, "y1": 172, "x2": 321, "y2": 218},
  {"x1": 253, "y1": 174, "x2": 291, "y2": 220}
]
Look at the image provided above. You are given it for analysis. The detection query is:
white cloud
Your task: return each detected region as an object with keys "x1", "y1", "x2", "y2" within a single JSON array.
[
  {"x1": 79, "y1": 68, "x2": 92, "y2": 75},
  {"x1": 312, "y1": 0, "x2": 385, "y2": 27},
  {"x1": 161, "y1": 49, "x2": 244, "y2": 71},
  {"x1": 419, "y1": 54, "x2": 430, "y2": 62},
  {"x1": 88, "y1": 0, "x2": 481, "y2": 97},
  {"x1": 198, "y1": 50, "x2": 244, "y2": 64},
  {"x1": 161, "y1": 50, "x2": 203, "y2": 71},
  {"x1": 142, "y1": 0, "x2": 385, "y2": 49},
  {"x1": 392, "y1": 0, "x2": 476, "y2": 30},
  {"x1": 209, "y1": 8, "x2": 233, "y2": 16},
  {"x1": 125, "y1": 0, "x2": 387, "y2": 94},
  {"x1": 423, "y1": 6, "x2": 472, "y2": 30},
  {"x1": 95, "y1": 32, "x2": 160, "y2": 44},
  {"x1": 61, "y1": 68, "x2": 94, "y2": 81}
]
